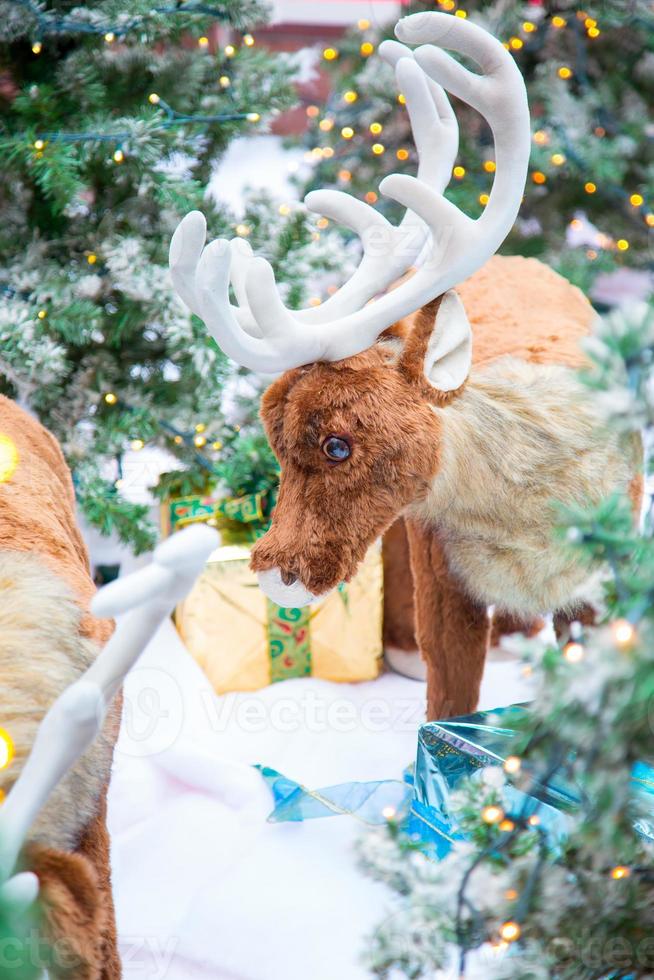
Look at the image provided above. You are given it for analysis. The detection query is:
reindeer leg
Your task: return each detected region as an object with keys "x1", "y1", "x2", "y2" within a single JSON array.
[
  {"x1": 405, "y1": 520, "x2": 489, "y2": 720},
  {"x1": 77, "y1": 790, "x2": 121, "y2": 980}
]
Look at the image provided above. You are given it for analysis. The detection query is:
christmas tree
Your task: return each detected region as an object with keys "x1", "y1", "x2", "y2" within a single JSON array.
[
  {"x1": 0, "y1": 0, "x2": 345, "y2": 552},
  {"x1": 358, "y1": 299, "x2": 654, "y2": 976},
  {"x1": 299, "y1": 0, "x2": 653, "y2": 299}
]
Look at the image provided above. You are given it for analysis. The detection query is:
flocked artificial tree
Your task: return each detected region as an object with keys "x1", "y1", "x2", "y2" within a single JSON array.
[
  {"x1": 0, "y1": 0, "x2": 348, "y2": 552},
  {"x1": 358, "y1": 298, "x2": 654, "y2": 977},
  {"x1": 299, "y1": 0, "x2": 654, "y2": 298}
]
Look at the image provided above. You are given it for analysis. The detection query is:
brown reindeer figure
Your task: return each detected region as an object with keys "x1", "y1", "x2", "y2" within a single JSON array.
[{"x1": 170, "y1": 13, "x2": 636, "y2": 720}]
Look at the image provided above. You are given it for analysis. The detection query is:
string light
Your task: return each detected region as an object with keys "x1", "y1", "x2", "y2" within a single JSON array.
[
  {"x1": 396, "y1": 148, "x2": 409, "y2": 161},
  {"x1": 33, "y1": 138, "x2": 45, "y2": 150},
  {"x1": 371, "y1": 143, "x2": 385, "y2": 155},
  {"x1": 319, "y1": 118, "x2": 334, "y2": 132},
  {"x1": 37, "y1": 309, "x2": 47, "y2": 320},
  {"x1": 31, "y1": 41, "x2": 42, "y2": 54},
  {"x1": 0, "y1": 435, "x2": 19, "y2": 484},
  {"x1": 360, "y1": 42, "x2": 374, "y2": 56},
  {"x1": 499, "y1": 818, "x2": 515, "y2": 832},
  {"x1": 595, "y1": 126, "x2": 606, "y2": 137},
  {"x1": 357, "y1": 18, "x2": 370, "y2": 29},
  {"x1": 174, "y1": 435, "x2": 183, "y2": 445},
  {"x1": 455, "y1": 9, "x2": 467, "y2": 18},
  {"x1": 558, "y1": 66, "x2": 573, "y2": 79},
  {"x1": 87, "y1": 253, "x2": 98, "y2": 265},
  {"x1": 278, "y1": 203, "x2": 291, "y2": 216},
  {"x1": 104, "y1": 31, "x2": 115, "y2": 43},
  {"x1": 243, "y1": 33, "x2": 254, "y2": 46},
  {"x1": 482, "y1": 805, "x2": 504, "y2": 824},
  {"x1": 584, "y1": 181, "x2": 596, "y2": 194},
  {"x1": 235, "y1": 223, "x2": 250, "y2": 237},
  {"x1": 500, "y1": 921, "x2": 521, "y2": 943},
  {"x1": 504, "y1": 756, "x2": 521, "y2": 774},
  {"x1": 308, "y1": 296, "x2": 321, "y2": 307},
  {"x1": 224, "y1": 44, "x2": 236, "y2": 57},
  {"x1": 528, "y1": 814, "x2": 540, "y2": 827},
  {"x1": 588, "y1": 27, "x2": 600, "y2": 38},
  {"x1": 369, "y1": 122, "x2": 383, "y2": 135},
  {"x1": 194, "y1": 434, "x2": 207, "y2": 447},
  {"x1": 323, "y1": 47, "x2": 338, "y2": 61},
  {"x1": 564, "y1": 641, "x2": 585, "y2": 663},
  {"x1": 382, "y1": 805, "x2": 396, "y2": 820},
  {"x1": 611, "y1": 865, "x2": 631, "y2": 880},
  {"x1": 212, "y1": 440, "x2": 223, "y2": 451},
  {"x1": 612, "y1": 619, "x2": 635, "y2": 645},
  {"x1": 551, "y1": 153, "x2": 566, "y2": 165},
  {"x1": 453, "y1": 165, "x2": 465, "y2": 179},
  {"x1": 483, "y1": 160, "x2": 496, "y2": 173},
  {"x1": 343, "y1": 90, "x2": 358, "y2": 104},
  {"x1": 532, "y1": 171, "x2": 546, "y2": 184},
  {"x1": 617, "y1": 239, "x2": 629, "y2": 251},
  {"x1": 522, "y1": 21, "x2": 536, "y2": 32},
  {"x1": 479, "y1": 193, "x2": 489, "y2": 205},
  {"x1": 148, "y1": 93, "x2": 160, "y2": 105},
  {"x1": 364, "y1": 191, "x2": 378, "y2": 204},
  {"x1": 218, "y1": 75, "x2": 230, "y2": 88},
  {"x1": 338, "y1": 169, "x2": 351, "y2": 182},
  {"x1": 247, "y1": 112, "x2": 260, "y2": 123},
  {"x1": 0, "y1": 729, "x2": 14, "y2": 770},
  {"x1": 104, "y1": 392, "x2": 117, "y2": 405},
  {"x1": 130, "y1": 439, "x2": 144, "y2": 451},
  {"x1": 306, "y1": 105, "x2": 319, "y2": 118},
  {"x1": 510, "y1": 37, "x2": 523, "y2": 50},
  {"x1": 322, "y1": 146, "x2": 334, "y2": 158},
  {"x1": 646, "y1": 214, "x2": 654, "y2": 227},
  {"x1": 316, "y1": 217, "x2": 329, "y2": 229},
  {"x1": 533, "y1": 130, "x2": 549, "y2": 145},
  {"x1": 630, "y1": 193, "x2": 644, "y2": 206},
  {"x1": 552, "y1": 15, "x2": 567, "y2": 27},
  {"x1": 197, "y1": 35, "x2": 209, "y2": 48},
  {"x1": 113, "y1": 148, "x2": 125, "y2": 163},
  {"x1": 341, "y1": 126, "x2": 354, "y2": 139},
  {"x1": 505, "y1": 888, "x2": 519, "y2": 901}
]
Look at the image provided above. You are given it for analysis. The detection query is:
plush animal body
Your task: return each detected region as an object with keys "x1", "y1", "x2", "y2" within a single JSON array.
[
  {"x1": 0, "y1": 394, "x2": 121, "y2": 979},
  {"x1": 170, "y1": 12, "x2": 639, "y2": 720}
]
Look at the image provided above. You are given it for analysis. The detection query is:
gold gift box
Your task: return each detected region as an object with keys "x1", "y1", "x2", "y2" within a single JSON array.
[{"x1": 175, "y1": 543, "x2": 383, "y2": 694}]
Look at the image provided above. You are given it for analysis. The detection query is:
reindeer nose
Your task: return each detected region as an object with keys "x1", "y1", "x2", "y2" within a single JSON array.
[{"x1": 280, "y1": 569, "x2": 297, "y2": 587}]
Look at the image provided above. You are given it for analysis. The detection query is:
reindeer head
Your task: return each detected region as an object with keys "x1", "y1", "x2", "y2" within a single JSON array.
[{"x1": 170, "y1": 12, "x2": 530, "y2": 607}]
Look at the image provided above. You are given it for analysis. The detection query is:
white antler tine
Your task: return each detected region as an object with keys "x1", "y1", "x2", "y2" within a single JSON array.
[
  {"x1": 396, "y1": 12, "x2": 505, "y2": 75},
  {"x1": 379, "y1": 172, "x2": 473, "y2": 255},
  {"x1": 305, "y1": 190, "x2": 391, "y2": 239},
  {"x1": 228, "y1": 237, "x2": 253, "y2": 310},
  {"x1": 169, "y1": 210, "x2": 207, "y2": 318},
  {"x1": 244, "y1": 256, "x2": 320, "y2": 350},
  {"x1": 395, "y1": 57, "x2": 457, "y2": 192}
]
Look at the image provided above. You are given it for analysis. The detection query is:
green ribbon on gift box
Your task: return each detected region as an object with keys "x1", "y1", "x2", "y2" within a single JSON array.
[{"x1": 168, "y1": 487, "x2": 325, "y2": 683}]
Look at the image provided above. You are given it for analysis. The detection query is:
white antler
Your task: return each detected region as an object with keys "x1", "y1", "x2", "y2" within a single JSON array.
[
  {"x1": 0, "y1": 524, "x2": 218, "y2": 886},
  {"x1": 169, "y1": 12, "x2": 530, "y2": 373}
]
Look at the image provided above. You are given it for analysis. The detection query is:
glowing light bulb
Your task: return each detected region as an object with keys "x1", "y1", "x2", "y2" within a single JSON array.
[
  {"x1": 343, "y1": 90, "x2": 358, "y2": 104},
  {"x1": 646, "y1": 214, "x2": 654, "y2": 227},
  {"x1": 235, "y1": 223, "x2": 250, "y2": 237},
  {"x1": 360, "y1": 42, "x2": 374, "y2": 56},
  {"x1": 504, "y1": 756, "x2": 521, "y2": 774},
  {"x1": 306, "y1": 105, "x2": 319, "y2": 118},
  {"x1": 616, "y1": 239, "x2": 629, "y2": 251},
  {"x1": 148, "y1": 93, "x2": 160, "y2": 105},
  {"x1": 500, "y1": 921, "x2": 521, "y2": 942},
  {"x1": 316, "y1": 217, "x2": 329, "y2": 229},
  {"x1": 323, "y1": 47, "x2": 338, "y2": 61},
  {"x1": 278, "y1": 203, "x2": 291, "y2": 216},
  {"x1": 584, "y1": 181, "x2": 597, "y2": 194},
  {"x1": 630, "y1": 193, "x2": 644, "y2": 206},
  {"x1": 338, "y1": 169, "x2": 351, "y2": 182},
  {"x1": 247, "y1": 112, "x2": 261, "y2": 123},
  {"x1": 396, "y1": 148, "x2": 409, "y2": 161},
  {"x1": 104, "y1": 392, "x2": 117, "y2": 405},
  {"x1": 499, "y1": 819, "x2": 515, "y2": 832},
  {"x1": 510, "y1": 37, "x2": 523, "y2": 49},
  {"x1": 341, "y1": 126, "x2": 354, "y2": 139},
  {"x1": 113, "y1": 148, "x2": 125, "y2": 164},
  {"x1": 382, "y1": 805, "x2": 396, "y2": 820},
  {"x1": 533, "y1": 130, "x2": 549, "y2": 145},
  {"x1": 0, "y1": 435, "x2": 18, "y2": 483},
  {"x1": 558, "y1": 66, "x2": 573, "y2": 79},
  {"x1": 528, "y1": 814, "x2": 540, "y2": 826},
  {"x1": 37, "y1": 309, "x2": 47, "y2": 319},
  {"x1": 364, "y1": 191, "x2": 378, "y2": 204},
  {"x1": 611, "y1": 865, "x2": 631, "y2": 880},
  {"x1": 0, "y1": 729, "x2": 14, "y2": 770},
  {"x1": 104, "y1": 32, "x2": 115, "y2": 43},
  {"x1": 198, "y1": 36, "x2": 209, "y2": 48},
  {"x1": 552, "y1": 15, "x2": 567, "y2": 28},
  {"x1": 33, "y1": 139, "x2": 45, "y2": 150},
  {"x1": 219, "y1": 75, "x2": 230, "y2": 87},
  {"x1": 588, "y1": 26, "x2": 600, "y2": 37},
  {"x1": 483, "y1": 160, "x2": 496, "y2": 173},
  {"x1": 397, "y1": 93, "x2": 406, "y2": 105},
  {"x1": 369, "y1": 122, "x2": 383, "y2": 135},
  {"x1": 319, "y1": 118, "x2": 334, "y2": 131},
  {"x1": 243, "y1": 34, "x2": 254, "y2": 46},
  {"x1": 478, "y1": 193, "x2": 490, "y2": 205},
  {"x1": 212, "y1": 440, "x2": 223, "y2": 450},
  {"x1": 482, "y1": 805, "x2": 504, "y2": 824},
  {"x1": 308, "y1": 297, "x2": 321, "y2": 307},
  {"x1": 358, "y1": 18, "x2": 370, "y2": 29},
  {"x1": 564, "y1": 641, "x2": 584, "y2": 663},
  {"x1": 505, "y1": 888, "x2": 519, "y2": 901},
  {"x1": 452, "y1": 165, "x2": 466, "y2": 178},
  {"x1": 194, "y1": 435, "x2": 207, "y2": 447},
  {"x1": 173, "y1": 435, "x2": 183, "y2": 445},
  {"x1": 455, "y1": 9, "x2": 467, "y2": 17},
  {"x1": 31, "y1": 41, "x2": 42, "y2": 54},
  {"x1": 522, "y1": 21, "x2": 536, "y2": 32},
  {"x1": 532, "y1": 171, "x2": 546, "y2": 184},
  {"x1": 371, "y1": 143, "x2": 385, "y2": 155},
  {"x1": 224, "y1": 44, "x2": 236, "y2": 57},
  {"x1": 612, "y1": 619, "x2": 635, "y2": 645},
  {"x1": 551, "y1": 153, "x2": 566, "y2": 165},
  {"x1": 131, "y1": 439, "x2": 144, "y2": 451}
]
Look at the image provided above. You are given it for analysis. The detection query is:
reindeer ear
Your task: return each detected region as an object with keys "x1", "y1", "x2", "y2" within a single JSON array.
[{"x1": 422, "y1": 290, "x2": 472, "y2": 392}]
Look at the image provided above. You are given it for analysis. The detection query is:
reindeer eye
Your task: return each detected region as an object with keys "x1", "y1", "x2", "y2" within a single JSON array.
[{"x1": 322, "y1": 435, "x2": 351, "y2": 463}]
